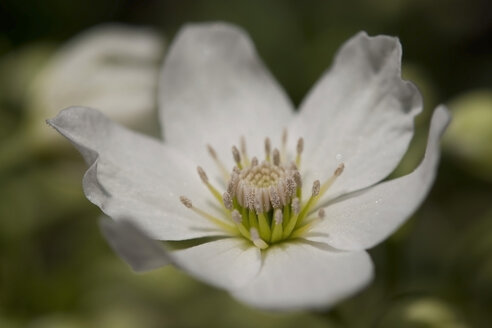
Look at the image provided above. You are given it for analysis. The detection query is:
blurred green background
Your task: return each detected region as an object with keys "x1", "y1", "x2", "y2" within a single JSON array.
[{"x1": 1, "y1": 0, "x2": 491, "y2": 327}]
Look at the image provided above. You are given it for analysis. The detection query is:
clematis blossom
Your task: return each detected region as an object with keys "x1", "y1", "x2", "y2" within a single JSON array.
[{"x1": 48, "y1": 23, "x2": 450, "y2": 310}]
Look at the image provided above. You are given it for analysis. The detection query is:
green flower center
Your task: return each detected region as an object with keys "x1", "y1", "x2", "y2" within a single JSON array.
[{"x1": 180, "y1": 133, "x2": 344, "y2": 250}]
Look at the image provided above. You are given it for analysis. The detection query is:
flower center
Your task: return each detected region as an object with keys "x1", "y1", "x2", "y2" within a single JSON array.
[{"x1": 179, "y1": 131, "x2": 344, "y2": 250}]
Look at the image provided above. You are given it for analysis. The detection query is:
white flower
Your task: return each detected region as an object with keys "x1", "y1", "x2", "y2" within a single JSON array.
[
  {"x1": 48, "y1": 22, "x2": 450, "y2": 310},
  {"x1": 30, "y1": 24, "x2": 164, "y2": 137}
]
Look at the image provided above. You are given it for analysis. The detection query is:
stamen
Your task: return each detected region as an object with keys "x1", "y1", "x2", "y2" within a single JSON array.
[
  {"x1": 281, "y1": 128, "x2": 288, "y2": 162},
  {"x1": 317, "y1": 163, "x2": 345, "y2": 202},
  {"x1": 296, "y1": 138, "x2": 304, "y2": 167},
  {"x1": 270, "y1": 209, "x2": 284, "y2": 243},
  {"x1": 231, "y1": 209, "x2": 242, "y2": 223},
  {"x1": 207, "y1": 144, "x2": 230, "y2": 181},
  {"x1": 197, "y1": 166, "x2": 223, "y2": 204},
  {"x1": 291, "y1": 208, "x2": 326, "y2": 239},
  {"x1": 312, "y1": 180, "x2": 321, "y2": 197},
  {"x1": 232, "y1": 146, "x2": 242, "y2": 169},
  {"x1": 227, "y1": 172, "x2": 239, "y2": 197},
  {"x1": 286, "y1": 177, "x2": 296, "y2": 197},
  {"x1": 250, "y1": 227, "x2": 268, "y2": 249},
  {"x1": 273, "y1": 148, "x2": 280, "y2": 166},
  {"x1": 251, "y1": 156, "x2": 259, "y2": 167},
  {"x1": 197, "y1": 166, "x2": 208, "y2": 183},
  {"x1": 179, "y1": 196, "x2": 192, "y2": 208},
  {"x1": 179, "y1": 196, "x2": 235, "y2": 233},
  {"x1": 222, "y1": 192, "x2": 233, "y2": 210},
  {"x1": 283, "y1": 197, "x2": 300, "y2": 238},
  {"x1": 240, "y1": 136, "x2": 250, "y2": 166},
  {"x1": 269, "y1": 186, "x2": 281, "y2": 209},
  {"x1": 231, "y1": 209, "x2": 250, "y2": 239},
  {"x1": 264, "y1": 138, "x2": 271, "y2": 162}
]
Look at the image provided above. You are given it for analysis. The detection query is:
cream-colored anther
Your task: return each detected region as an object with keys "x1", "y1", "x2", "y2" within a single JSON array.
[
  {"x1": 334, "y1": 163, "x2": 345, "y2": 176},
  {"x1": 264, "y1": 137, "x2": 271, "y2": 161},
  {"x1": 180, "y1": 196, "x2": 192, "y2": 208},
  {"x1": 293, "y1": 171, "x2": 302, "y2": 188},
  {"x1": 231, "y1": 209, "x2": 242, "y2": 223},
  {"x1": 250, "y1": 227, "x2": 268, "y2": 249},
  {"x1": 297, "y1": 138, "x2": 304, "y2": 155},
  {"x1": 312, "y1": 180, "x2": 321, "y2": 197},
  {"x1": 269, "y1": 185, "x2": 281, "y2": 209},
  {"x1": 274, "y1": 209, "x2": 283, "y2": 224},
  {"x1": 197, "y1": 166, "x2": 208, "y2": 183},
  {"x1": 240, "y1": 136, "x2": 247, "y2": 157},
  {"x1": 292, "y1": 197, "x2": 300, "y2": 215},
  {"x1": 251, "y1": 156, "x2": 258, "y2": 167},
  {"x1": 286, "y1": 177, "x2": 297, "y2": 197},
  {"x1": 223, "y1": 192, "x2": 233, "y2": 210},
  {"x1": 273, "y1": 148, "x2": 280, "y2": 166},
  {"x1": 232, "y1": 146, "x2": 241, "y2": 165}
]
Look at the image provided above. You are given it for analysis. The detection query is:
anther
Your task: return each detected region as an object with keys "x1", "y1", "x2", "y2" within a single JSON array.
[
  {"x1": 281, "y1": 128, "x2": 288, "y2": 162},
  {"x1": 297, "y1": 138, "x2": 304, "y2": 155},
  {"x1": 282, "y1": 128, "x2": 288, "y2": 146},
  {"x1": 231, "y1": 209, "x2": 242, "y2": 224},
  {"x1": 269, "y1": 186, "x2": 281, "y2": 209},
  {"x1": 223, "y1": 192, "x2": 233, "y2": 210},
  {"x1": 264, "y1": 138, "x2": 271, "y2": 161},
  {"x1": 180, "y1": 196, "x2": 235, "y2": 233},
  {"x1": 206, "y1": 144, "x2": 217, "y2": 159},
  {"x1": 254, "y1": 194, "x2": 264, "y2": 214},
  {"x1": 318, "y1": 208, "x2": 326, "y2": 219},
  {"x1": 197, "y1": 166, "x2": 208, "y2": 183},
  {"x1": 251, "y1": 157, "x2": 259, "y2": 167},
  {"x1": 227, "y1": 172, "x2": 239, "y2": 197},
  {"x1": 292, "y1": 198, "x2": 300, "y2": 215},
  {"x1": 312, "y1": 180, "x2": 321, "y2": 197},
  {"x1": 293, "y1": 171, "x2": 302, "y2": 188},
  {"x1": 206, "y1": 144, "x2": 229, "y2": 181},
  {"x1": 180, "y1": 196, "x2": 192, "y2": 208},
  {"x1": 273, "y1": 148, "x2": 280, "y2": 166},
  {"x1": 232, "y1": 146, "x2": 241, "y2": 166},
  {"x1": 250, "y1": 227, "x2": 268, "y2": 249},
  {"x1": 286, "y1": 177, "x2": 296, "y2": 197},
  {"x1": 246, "y1": 187, "x2": 255, "y2": 210},
  {"x1": 334, "y1": 163, "x2": 345, "y2": 176},
  {"x1": 240, "y1": 136, "x2": 247, "y2": 156},
  {"x1": 271, "y1": 208, "x2": 284, "y2": 242},
  {"x1": 274, "y1": 209, "x2": 283, "y2": 225}
]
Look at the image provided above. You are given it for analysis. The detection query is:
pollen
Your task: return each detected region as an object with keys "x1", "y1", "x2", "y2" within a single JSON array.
[{"x1": 179, "y1": 132, "x2": 344, "y2": 250}]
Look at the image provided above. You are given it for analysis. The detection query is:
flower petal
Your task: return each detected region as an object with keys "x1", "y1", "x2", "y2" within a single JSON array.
[
  {"x1": 308, "y1": 106, "x2": 451, "y2": 251},
  {"x1": 170, "y1": 238, "x2": 262, "y2": 290},
  {"x1": 292, "y1": 32, "x2": 423, "y2": 200},
  {"x1": 48, "y1": 106, "x2": 228, "y2": 240},
  {"x1": 99, "y1": 217, "x2": 170, "y2": 272},
  {"x1": 159, "y1": 22, "x2": 294, "y2": 169},
  {"x1": 231, "y1": 241, "x2": 373, "y2": 310}
]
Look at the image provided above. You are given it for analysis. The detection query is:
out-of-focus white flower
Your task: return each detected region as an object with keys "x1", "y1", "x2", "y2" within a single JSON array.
[
  {"x1": 48, "y1": 23, "x2": 450, "y2": 310},
  {"x1": 30, "y1": 24, "x2": 164, "y2": 143}
]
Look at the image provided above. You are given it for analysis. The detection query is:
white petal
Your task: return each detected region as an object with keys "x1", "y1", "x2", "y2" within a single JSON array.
[
  {"x1": 170, "y1": 237, "x2": 262, "y2": 290},
  {"x1": 48, "y1": 107, "x2": 228, "y2": 240},
  {"x1": 159, "y1": 22, "x2": 294, "y2": 169},
  {"x1": 292, "y1": 32, "x2": 423, "y2": 200},
  {"x1": 99, "y1": 217, "x2": 170, "y2": 272},
  {"x1": 232, "y1": 241, "x2": 373, "y2": 310},
  {"x1": 308, "y1": 106, "x2": 451, "y2": 251}
]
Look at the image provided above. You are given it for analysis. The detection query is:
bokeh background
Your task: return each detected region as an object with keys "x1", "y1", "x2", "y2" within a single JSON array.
[{"x1": 1, "y1": 0, "x2": 492, "y2": 327}]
